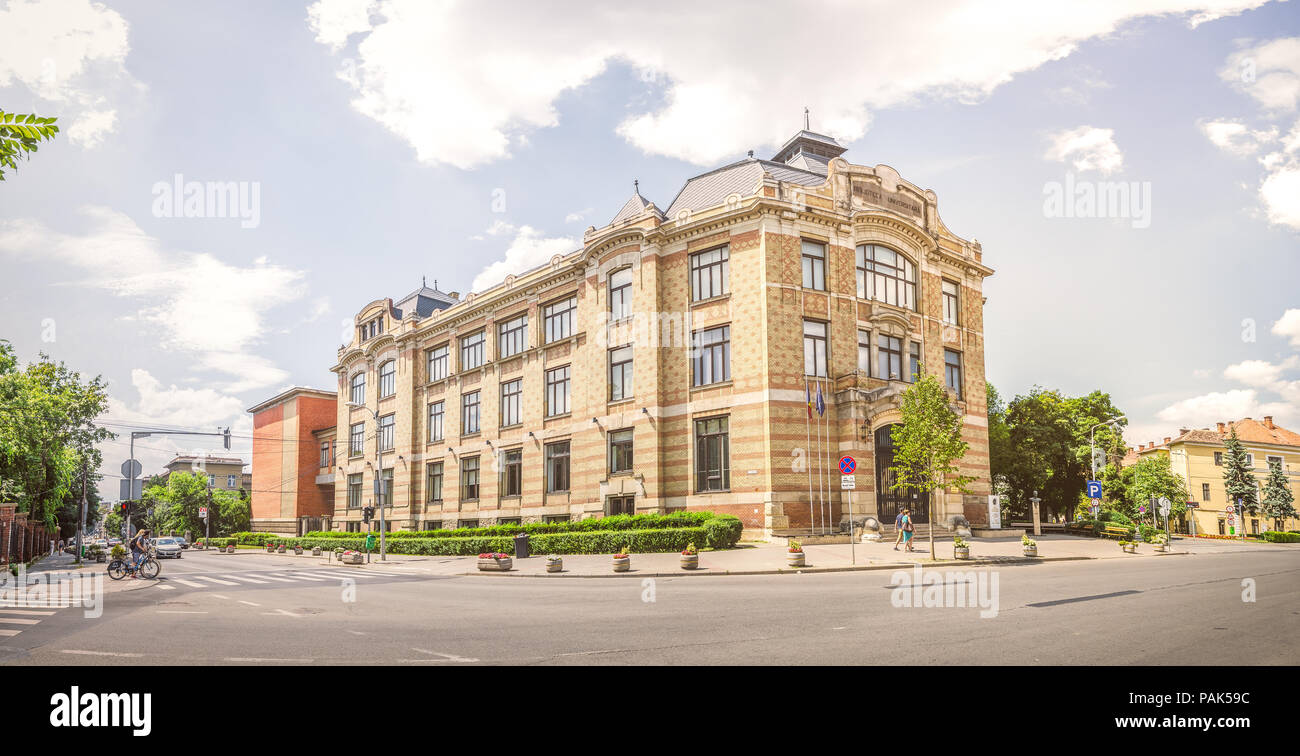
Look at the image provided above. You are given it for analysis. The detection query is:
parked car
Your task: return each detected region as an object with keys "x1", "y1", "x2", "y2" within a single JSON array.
[{"x1": 151, "y1": 537, "x2": 184, "y2": 559}]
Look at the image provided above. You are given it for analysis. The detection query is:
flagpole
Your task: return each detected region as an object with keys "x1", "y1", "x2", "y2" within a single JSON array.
[
  {"x1": 815, "y1": 379, "x2": 824, "y2": 534},
  {"x1": 805, "y1": 378, "x2": 813, "y2": 536},
  {"x1": 822, "y1": 378, "x2": 831, "y2": 534}
]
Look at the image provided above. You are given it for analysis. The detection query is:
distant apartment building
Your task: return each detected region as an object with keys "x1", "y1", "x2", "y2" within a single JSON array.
[
  {"x1": 158, "y1": 455, "x2": 250, "y2": 493},
  {"x1": 1130, "y1": 416, "x2": 1300, "y2": 535},
  {"x1": 246, "y1": 387, "x2": 338, "y2": 535},
  {"x1": 330, "y1": 127, "x2": 994, "y2": 535}
]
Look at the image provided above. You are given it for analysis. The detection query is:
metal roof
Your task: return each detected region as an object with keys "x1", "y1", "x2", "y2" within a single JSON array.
[{"x1": 663, "y1": 157, "x2": 826, "y2": 218}]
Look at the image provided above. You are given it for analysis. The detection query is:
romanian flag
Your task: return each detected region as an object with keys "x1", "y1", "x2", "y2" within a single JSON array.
[{"x1": 805, "y1": 379, "x2": 813, "y2": 419}]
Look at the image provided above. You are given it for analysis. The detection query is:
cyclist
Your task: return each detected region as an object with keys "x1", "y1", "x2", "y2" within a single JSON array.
[{"x1": 128, "y1": 529, "x2": 151, "y2": 577}]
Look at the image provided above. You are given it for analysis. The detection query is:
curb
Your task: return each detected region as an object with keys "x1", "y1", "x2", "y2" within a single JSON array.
[{"x1": 454, "y1": 554, "x2": 1094, "y2": 578}]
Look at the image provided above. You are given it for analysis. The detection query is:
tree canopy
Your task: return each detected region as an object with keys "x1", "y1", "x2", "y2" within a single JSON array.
[{"x1": 0, "y1": 110, "x2": 59, "y2": 181}]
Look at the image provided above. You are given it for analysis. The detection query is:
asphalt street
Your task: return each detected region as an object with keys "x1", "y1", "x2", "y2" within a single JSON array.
[{"x1": 2, "y1": 547, "x2": 1297, "y2": 665}]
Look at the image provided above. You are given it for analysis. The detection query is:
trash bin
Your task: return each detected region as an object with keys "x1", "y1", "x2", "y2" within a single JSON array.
[
  {"x1": 513, "y1": 532, "x2": 530, "y2": 559},
  {"x1": 365, "y1": 533, "x2": 376, "y2": 552}
]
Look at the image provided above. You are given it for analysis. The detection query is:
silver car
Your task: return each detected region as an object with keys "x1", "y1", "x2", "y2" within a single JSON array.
[{"x1": 151, "y1": 537, "x2": 184, "y2": 559}]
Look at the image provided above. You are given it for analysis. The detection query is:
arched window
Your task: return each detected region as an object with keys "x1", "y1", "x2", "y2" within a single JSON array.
[
  {"x1": 856, "y1": 244, "x2": 916, "y2": 311},
  {"x1": 378, "y1": 360, "x2": 396, "y2": 398},
  {"x1": 349, "y1": 371, "x2": 365, "y2": 405}
]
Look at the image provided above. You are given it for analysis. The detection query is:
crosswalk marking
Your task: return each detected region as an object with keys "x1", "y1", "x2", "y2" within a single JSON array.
[
  {"x1": 0, "y1": 609, "x2": 57, "y2": 616},
  {"x1": 247, "y1": 574, "x2": 297, "y2": 582},
  {"x1": 195, "y1": 576, "x2": 240, "y2": 586},
  {"x1": 0, "y1": 629, "x2": 20, "y2": 637},
  {"x1": 266, "y1": 572, "x2": 326, "y2": 581},
  {"x1": 303, "y1": 571, "x2": 386, "y2": 580},
  {"x1": 0, "y1": 617, "x2": 42, "y2": 625},
  {"x1": 221, "y1": 574, "x2": 270, "y2": 584},
  {"x1": 169, "y1": 578, "x2": 207, "y2": 588}
]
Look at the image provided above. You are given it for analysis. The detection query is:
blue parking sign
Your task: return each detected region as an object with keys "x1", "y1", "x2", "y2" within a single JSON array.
[{"x1": 1086, "y1": 480, "x2": 1103, "y2": 499}]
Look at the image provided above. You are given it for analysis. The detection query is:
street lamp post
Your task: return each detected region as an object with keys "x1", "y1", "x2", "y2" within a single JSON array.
[{"x1": 347, "y1": 401, "x2": 386, "y2": 561}]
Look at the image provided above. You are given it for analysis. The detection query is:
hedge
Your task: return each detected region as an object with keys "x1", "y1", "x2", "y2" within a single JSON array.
[
  {"x1": 237, "y1": 526, "x2": 729, "y2": 556},
  {"x1": 299, "y1": 511, "x2": 722, "y2": 540},
  {"x1": 1261, "y1": 531, "x2": 1300, "y2": 543}
]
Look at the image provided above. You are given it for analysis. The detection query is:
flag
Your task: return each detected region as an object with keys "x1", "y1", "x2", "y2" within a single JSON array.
[
  {"x1": 805, "y1": 379, "x2": 813, "y2": 419},
  {"x1": 815, "y1": 382, "x2": 825, "y2": 417}
]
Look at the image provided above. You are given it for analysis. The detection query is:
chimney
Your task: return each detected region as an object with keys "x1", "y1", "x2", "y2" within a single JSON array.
[
  {"x1": 1163, "y1": 437, "x2": 1171, "y2": 445},
  {"x1": 1179, "y1": 428, "x2": 1189, "y2": 435},
  {"x1": 1148, "y1": 441, "x2": 1155, "y2": 449},
  {"x1": 1264, "y1": 416, "x2": 1275, "y2": 429},
  {"x1": 1216, "y1": 422, "x2": 1226, "y2": 433}
]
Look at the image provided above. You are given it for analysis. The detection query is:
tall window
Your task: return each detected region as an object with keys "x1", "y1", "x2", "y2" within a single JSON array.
[
  {"x1": 609, "y1": 346, "x2": 634, "y2": 401},
  {"x1": 500, "y1": 379, "x2": 521, "y2": 427},
  {"x1": 378, "y1": 413, "x2": 394, "y2": 452},
  {"x1": 695, "y1": 416, "x2": 730, "y2": 492},
  {"x1": 500, "y1": 448, "x2": 522, "y2": 497},
  {"x1": 692, "y1": 326, "x2": 731, "y2": 386},
  {"x1": 909, "y1": 342, "x2": 921, "y2": 382},
  {"x1": 349, "y1": 371, "x2": 365, "y2": 405},
  {"x1": 461, "y1": 391, "x2": 480, "y2": 435},
  {"x1": 858, "y1": 244, "x2": 916, "y2": 310},
  {"x1": 427, "y1": 401, "x2": 444, "y2": 442},
  {"x1": 545, "y1": 441, "x2": 570, "y2": 493},
  {"x1": 427, "y1": 344, "x2": 448, "y2": 381},
  {"x1": 609, "y1": 268, "x2": 633, "y2": 322},
  {"x1": 878, "y1": 334, "x2": 902, "y2": 380},
  {"x1": 801, "y1": 240, "x2": 826, "y2": 290},
  {"x1": 803, "y1": 320, "x2": 827, "y2": 377},
  {"x1": 1214, "y1": 451, "x2": 1223, "y2": 466},
  {"x1": 347, "y1": 474, "x2": 362, "y2": 508},
  {"x1": 942, "y1": 280, "x2": 960, "y2": 325},
  {"x1": 546, "y1": 365, "x2": 570, "y2": 416},
  {"x1": 427, "y1": 462, "x2": 443, "y2": 502},
  {"x1": 227, "y1": 474, "x2": 237, "y2": 488},
  {"x1": 320, "y1": 441, "x2": 331, "y2": 468},
  {"x1": 944, "y1": 348, "x2": 963, "y2": 398},
  {"x1": 1202, "y1": 483, "x2": 1211, "y2": 501},
  {"x1": 377, "y1": 360, "x2": 396, "y2": 398},
  {"x1": 349, "y1": 422, "x2": 364, "y2": 456},
  {"x1": 857, "y1": 329, "x2": 871, "y2": 375},
  {"x1": 460, "y1": 329, "x2": 485, "y2": 371},
  {"x1": 497, "y1": 314, "x2": 527, "y2": 359},
  {"x1": 609, "y1": 429, "x2": 634, "y2": 474},
  {"x1": 691, "y1": 246, "x2": 730, "y2": 301},
  {"x1": 543, "y1": 296, "x2": 576, "y2": 343},
  {"x1": 460, "y1": 456, "x2": 480, "y2": 500}
]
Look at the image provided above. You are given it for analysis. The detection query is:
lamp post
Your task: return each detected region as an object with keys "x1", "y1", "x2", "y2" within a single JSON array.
[
  {"x1": 347, "y1": 400, "x2": 386, "y2": 561},
  {"x1": 1089, "y1": 416, "x2": 1126, "y2": 479}
]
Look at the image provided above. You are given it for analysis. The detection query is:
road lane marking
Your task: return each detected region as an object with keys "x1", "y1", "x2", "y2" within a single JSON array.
[
  {"x1": 222, "y1": 574, "x2": 270, "y2": 584},
  {"x1": 346, "y1": 630, "x2": 366, "y2": 635},
  {"x1": 247, "y1": 574, "x2": 297, "y2": 582},
  {"x1": 224, "y1": 657, "x2": 312, "y2": 662},
  {"x1": 196, "y1": 576, "x2": 240, "y2": 586},
  {"x1": 61, "y1": 650, "x2": 144, "y2": 657},
  {"x1": 266, "y1": 573, "x2": 326, "y2": 582},
  {"x1": 0, "y1": 629, "x2": 20, "y2": 637},
  {"x1": 156, "y1": 585, "x2": 176, "y2": 590},
  {"x1": 169, "y1": 578, "x2": 207, "y2": 588},
  {"x1": 262, "y1": 609, "x2": 300, "y2": 617},
  {"x1": 0, "y1": 618, "x2": 41, "y2": 625},
  {"x1": 410, "y1": 648, "x2": 478, "y2": 663},
  {"x1": 0, "y1": 609, "x2": 57, "y2": 616},
  {"x1": 211, "y1": 594, "x2": 231, "y2": 600},
  {"x1": 156, "y1": 611, "x2": 208, "y2": 614},
  {"x1": 238, "y1": 600, "x2": 261, "y2": 607}
]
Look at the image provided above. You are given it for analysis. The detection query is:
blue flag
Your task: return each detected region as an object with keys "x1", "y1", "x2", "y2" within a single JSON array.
[{"x1": 815, "y1": 382, "x2": 825, "y2": 417}]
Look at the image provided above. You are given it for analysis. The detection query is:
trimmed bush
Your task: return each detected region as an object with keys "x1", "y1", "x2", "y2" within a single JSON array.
[
  {"x1": 1261, "y1": 531, "x2": 1300, "y2": 543},
  {"x1": 259, "y1": 525, "x2": 735, "y2": 557}
]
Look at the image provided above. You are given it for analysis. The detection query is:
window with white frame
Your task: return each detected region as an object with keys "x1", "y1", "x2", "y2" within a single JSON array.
[
  {"x1": 349, "y1": 371, "x2": 365, "y2": 405},
  {"x1": 546, "y1": 365, "x2": 570, "y2": 416},
  {"x1": 461, "y1": 391, "x2": 480, "y2": 435},
  {"x1": 378, "y1": 360, "x2": 396, "y2": 398},
  {"x1": 803, "y1": 320, "x2": 827, "y2": 377},
  {"x1": 428, "y1": 401, "x2": 444, "y2": 442},
  {"x1": 609, "y1": 345, "x2": 634, "y2": 400},
  {"x1": 942, "y1": 280, "x2": 960, "y2": 325},
  {"x1": 801, "y1": 240, "x2": 826, "y2": 290},
  {"x1": 609, "y1": 268, "x2": 633, "y2": 322},
  {"x1": 349, "y1": 422, "x2": 364, "y2": 456},
  {"x1": 378, "y1": 413, "x2": 394, "y2": 452}
]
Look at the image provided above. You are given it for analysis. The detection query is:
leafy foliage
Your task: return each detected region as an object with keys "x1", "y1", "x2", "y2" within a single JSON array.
[
  {"x1": 1260, "y1": 457, "x2": 1296, "y2": 526},
  {"x1": 139, "y1": 471, "x2": 250, "y2": 538},
  {"x1": 889, "y1": 372, "x2": 974, "y2": 497},
  {"x1": 0, "y1": 110, "x2": 59, "y2": 181},
  {"x1": 1221, "y1": 427, "x2": 1258, "y2": 514}
]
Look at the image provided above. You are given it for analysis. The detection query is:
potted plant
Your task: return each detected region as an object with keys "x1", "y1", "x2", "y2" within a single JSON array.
[
  {"x1": 612, "y1": 548, "x2": 630, "y2": 573},
  {"x1": 545, "y1": 554, "x2": 563, "y2": 573},
  {"x1": 1022, "y1": 534, "x2": 1038, "y2": 558},
  {"x1": 953, "y1": 536, "x2": 970, "y2": 560},
  {"x1": 477, "y1": 552, "x2": 512, "y2": 571},
  {"x1": 1152, "y1": 533, "x2": 1169, "y2": 553},
  {"x1": 680, "y1": 542, "x2": 699, "y2": 570},
  {"x1": 110, "y1": 544, "x2": 126, "y2": 561},
  {"x1": 341, "y1": 549, "x2": 364, "y2": 565},
  {"x1": 311, "y1": 545, "x2": 322, "y2": 557},
  {"x1": 1120, "y1": 540, "x2": 1136, "y2": 554},
  {"x1": 225, "y1": 543, "x2": 236, "y2": 554},
  {"x1": 265, "y1": 542, "x2": 275, "y2": 553},
  {"x1": 276, "y1": 543, "x2": 287, "y2": 554},
  {"x1": 293, "y1": 543, "x2": 304, "y2": 555},
  {"x1": 787, "y1": 539, "x2": 805, "y2": 568},
  {"x1": 333, "y1": 547, "x2": 344, "y2": 562}
]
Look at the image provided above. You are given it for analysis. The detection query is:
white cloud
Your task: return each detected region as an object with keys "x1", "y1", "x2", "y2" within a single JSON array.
[
  {"x1": 1222, "y1": 36, "x2": 1300, "y2": 111},
  {"x1": 564, "y1": 208, "x2": 594, "y2": 224},
  {"x1": 0, "y1": 206, "x2": 307, "y2": 392},
  {"x1": 1272, "y1": 308, "x2": 1300, "y2": 347},
  {"x1": 1223, "y1": 356, "x2": 1299, "y2": 386},
  {"x1": 1199, "y1": 118, "x2": 1278, "y2": 156},
  {"x1": 470, "y1": 225, "x2": 577, "y2": 292},
  {"x1": 0, "y1": 0, "x2": 140, "y2": 148},
  {"x1": 1044, "y1": 125, "x2": 1124, "y2": 174},
  {"x1": 305, "y1": 0, "x2": 1273, "y2": 168},
  {"x1": 1258, "y1": 160, "x2": 1300, "y2": 228}
]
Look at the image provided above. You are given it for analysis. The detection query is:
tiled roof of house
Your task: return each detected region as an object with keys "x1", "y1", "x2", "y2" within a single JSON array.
[{"x1": 1137, "y1": 417, "x2": 1300, "y2": 452}]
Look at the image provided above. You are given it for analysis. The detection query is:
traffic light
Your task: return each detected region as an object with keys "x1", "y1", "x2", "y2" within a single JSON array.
[
  {"x1": 223, "y1": 426, "x2": 231, "y2": 450},
  {"x1": 362, "y1": 506, "x2": 374, "y2": 524},
  {"x1": 119, "y1": 501, "x2": 129, "y2": 517}
]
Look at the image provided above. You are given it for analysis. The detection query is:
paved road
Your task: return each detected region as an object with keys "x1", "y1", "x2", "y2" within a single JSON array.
[{"x1": 2, "y1": 547, "x2": 1297, "y2": 665}]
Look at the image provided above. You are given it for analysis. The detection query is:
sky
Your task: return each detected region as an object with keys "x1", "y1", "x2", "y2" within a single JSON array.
[{"x1": 1, "y1": 0, "x2": 1298, "y2": 501}]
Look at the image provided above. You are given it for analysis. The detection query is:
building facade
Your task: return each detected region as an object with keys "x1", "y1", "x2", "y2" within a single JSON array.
[
  {"x1": 157, "y1": 455, "x2": 249, "y2": 494},
  {"x1": 1131, "y1": 416, "x2": 1300, "y2": 535},
  {"x1": 247, "y1": 387, "x2": 338, "y2": 535},
  {"x1": 329, "y1": 129, "x2": 994, "y2": 535}
]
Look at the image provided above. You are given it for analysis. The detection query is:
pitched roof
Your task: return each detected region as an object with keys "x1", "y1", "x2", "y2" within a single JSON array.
[
  {"x1": 1140, "y1": 417, "x2": 1300, "y2": 452},
  {"x1": 663, "y1": 157, "x2": 826, "y2": 218},
  {"x1": 771, "y1": 129, "x2": 847, "y2": 164},
  {"x1": 394, "y1": 278, "x2": 458, "y2": 320},
  {"x1": 609, "y1": 188, "x2": 660, "y2": 226}
]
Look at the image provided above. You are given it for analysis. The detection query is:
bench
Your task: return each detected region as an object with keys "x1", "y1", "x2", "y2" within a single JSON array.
[{"x1": 1102, "y1": 525, "x2": 1132, "y2": 540}]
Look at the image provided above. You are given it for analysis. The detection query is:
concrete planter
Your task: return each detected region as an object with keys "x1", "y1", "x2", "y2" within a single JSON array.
[
  {"x1": 1122, "y1": 544, "x2": 1136, "y2": 554},
  {"x1": 276, "y1": 546, "x2": 286, "y2": 554},
  {"x1": 311, "y1": 547, "x2": 322, "y2": 556},
  {"x1": 680, "y1": 553, "x2": 699, "y2": 570},
  {"x1": 787, "y1": 551, "x2": 805, "y2": 568},
  {"x1": 612, "y1": 556, "x2": 630, "y2": 572},
  {"x1": 954, "y1": 547, "x2": 971, "y2": 560},
  {"x1": 293, "y1": 547, "x2": 304, "y2": 555},
  {"x1": 545, "y1": 557, "x2": 563, "y2": 573},
  {"x1": 225, "y1": 546, "x2": 235, "y2": 554},
  {"x1": 1023, "y1": 546, "x2": 1038, "y2": 558},
  {"x1": 265, "y1": 545, "x2": 275, "y2": 553},
  {"x1": 477, "y1": 557, "x2": 512, "y2": 572},
  {"x1": 1153, "y1": 544, "x2": 1167, "y2": 553},
  {"x1": 342, "y1": 552, "x2": 364, "y2": 565}
]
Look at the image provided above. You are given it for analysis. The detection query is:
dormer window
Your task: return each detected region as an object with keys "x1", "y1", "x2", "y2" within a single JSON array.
[{"x1": 358, "y1": 314, "x2": 384, "y2": 343}]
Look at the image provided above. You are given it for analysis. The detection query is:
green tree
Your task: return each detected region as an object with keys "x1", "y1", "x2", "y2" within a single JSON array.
[
  {"x1": 1260, "y1": 457, "x2": 1296, "y2": 530},
  {"x1": 1127, "y1": 454, "x2": 1189, "y2": 527},
  {"x1": 1221, "y1": 427, "x2": 1258, "y2": 522},
  {"x1": 0, "y1": 110, "x2": 59, "y2": 180},
  {"x1": 889, "y1": 372, "x2": 975, "y2": 560},
  {"x1": 141, "y1": 471, "x2": 249, "y2": 538}
]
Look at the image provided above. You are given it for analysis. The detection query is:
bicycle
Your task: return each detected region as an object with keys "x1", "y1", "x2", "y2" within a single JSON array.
[{"x1": 107, "y1": 547, "x2": 161, "y2": 580}]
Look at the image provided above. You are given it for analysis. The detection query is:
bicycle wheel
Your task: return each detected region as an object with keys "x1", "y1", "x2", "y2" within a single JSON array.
[
  {"x1": 107, "y1": 560, "x2": 127, "y2": 580},
  {"x1": 138, "y1": 558, "x2": 161, "y2": 580}
]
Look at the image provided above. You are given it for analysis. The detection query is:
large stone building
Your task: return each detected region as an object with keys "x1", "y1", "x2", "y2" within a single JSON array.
[
  {"x1": 246, "y1": 387, "x2": 338, "y2": 535},
  {"x1": 329, "y1": 128, "x2": 994, "y2": 535},
  {"x1": 1129, "y1": 416, "x2": 1300, "y2": 536},
  {"x1": 157, "y1": 455, "x2": 250, "y2": 494}
]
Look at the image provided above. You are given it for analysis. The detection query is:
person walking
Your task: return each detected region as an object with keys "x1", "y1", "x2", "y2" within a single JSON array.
[
  {"x1": 900, "y1": 508, "x2": 916, "y2": 553},
  {"x1": 893, "y1": 509, "x2": 906, "y2": 550}
]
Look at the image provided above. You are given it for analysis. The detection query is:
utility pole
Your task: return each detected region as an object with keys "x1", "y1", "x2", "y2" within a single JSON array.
[
  {"x1": 75, "y1": 461, "x2": 88, "y2": 565},
  {"x1": 347, "y1": 400, "x2": 386, "y2": 561}
]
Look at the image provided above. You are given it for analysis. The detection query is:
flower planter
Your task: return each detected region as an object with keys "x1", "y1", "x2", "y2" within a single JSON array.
[
  {"x1": 1153, "y1": 544, "x2": 1167, "y2": 553},
  {"x1": 1023, "y1": 546, "x2": 1038, "y2": 558},
  {"x1": 276, "y1": 546, "x2": 286, "y2": 554},
  {"x1": 311, "y1": 547, "x2": 322, "y2": 557},
  {"x1": 265, "y1": 545, "x2": 275, "y2": 553},
  {"x1": 680, "y1": 553, "x2": 699, "y2": 570},
  {"x1": 293, "y1": 547, "x2": 304, "y2": 555},
  {"x1": 1122, "y1": 544, "x2": 1136, "y2": 554},
  {"x1": 787, "y1": 551, "x2": 805, "y2": 568},
  {"x1": 612, "y1": 556, "x2": 630, "y2": 573},
  {"x1": 342, "y1": 551, "x2": 364, "y2": 565},
  {"x1": 954, "y1": 547, "x2": 971, "y2": 560},
  {"x1": 477, "y1": 556, "x2": 512, "y2": 572},
  {"x1": 225, "y1": 545, "x2": 235, "y2": 554},
  {"x1": 545, "y1": 557, "x2": 563, "y2": 573}
]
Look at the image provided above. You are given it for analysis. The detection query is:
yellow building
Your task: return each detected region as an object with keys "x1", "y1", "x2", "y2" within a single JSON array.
[{"x1": 1131, "y1": 417, "x2": 1300, "y2": 536}]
